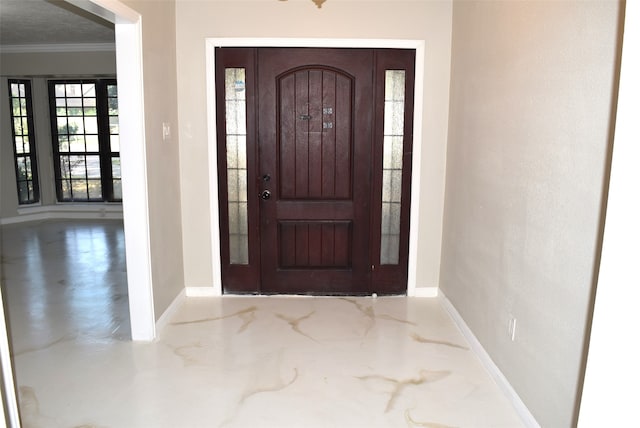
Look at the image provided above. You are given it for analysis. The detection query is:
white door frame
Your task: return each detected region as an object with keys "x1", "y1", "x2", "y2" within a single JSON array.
[
  {"x1": 206, "y1": 38, "x2": 426, "y2": 297},
  {"x1": 70, "y1": 0, "x2": 156, "y2": 341}
]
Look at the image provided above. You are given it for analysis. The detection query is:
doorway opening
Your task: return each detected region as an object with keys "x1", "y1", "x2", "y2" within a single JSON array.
[{"x1": 39, "y1": 0, "x2": 154, "y2": 338}]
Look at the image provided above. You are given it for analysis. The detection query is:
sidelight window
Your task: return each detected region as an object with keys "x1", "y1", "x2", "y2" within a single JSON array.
[
  {"x1": 8, "y1": 80, "x2": 40, "y2": 205},
  {"x1": 224, "y1": 68, "x2": 249, "y2": 264},
  {"x1": 380, "y1": 70, "x2": 406, "y2": 265}
]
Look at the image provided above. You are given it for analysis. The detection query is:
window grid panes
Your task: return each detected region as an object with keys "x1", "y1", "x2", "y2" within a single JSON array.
[
  {"x1": 8, "y1": 80, "x2": 39, "y2": 204},
  {"x1": 380, "y1": 70, "x2": 406, "y2": 265},
  {"x1": 50, "y1": 80, "x2": 119, "y2": 202},
  {"x1": 225, "y1": 68, "x2": 249, "y2": 264}
]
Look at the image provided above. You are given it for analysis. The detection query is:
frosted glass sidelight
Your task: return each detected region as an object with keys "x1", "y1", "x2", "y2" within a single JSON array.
[
  {"x1": 380, "y1": 70, "x2": 405, "y2": 265},
  {"x1": 225, "y1": 68, "x2": 249, "y2": 264}
]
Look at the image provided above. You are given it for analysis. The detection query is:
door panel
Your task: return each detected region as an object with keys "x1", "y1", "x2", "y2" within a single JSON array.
[
  {"x1": 259, "y1": 48, "x2": 373, "y2": 294},
  {"x1": 369, "y1": 51, "x2": 416, "y2": 293},
  {"x1": 279, "y1": 221, "x2": 352, "y2": 268},
  {"x1": 278, "y1": 69, "x2": 353, "y2": 200},
  {"x1": 215, "y1": 48, "x2": 260, "y2": 292}
]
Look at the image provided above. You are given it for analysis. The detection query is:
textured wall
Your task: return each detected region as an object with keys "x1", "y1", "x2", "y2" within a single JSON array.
[{"x1": 441, "y1": 1, "x2": 621, "y2": 426}]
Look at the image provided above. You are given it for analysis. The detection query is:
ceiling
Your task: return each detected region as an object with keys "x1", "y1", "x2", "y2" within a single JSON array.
[{"x1": 0, "y1": 0, "x2": 114, "y2": 48}]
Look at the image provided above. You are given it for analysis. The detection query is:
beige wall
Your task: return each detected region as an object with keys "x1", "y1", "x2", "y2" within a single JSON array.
[
  {"x1": 175, "y1": 0, "x2": 453, "y2": 290},
  {"x1": 441, "y1": 1, "x2": 621, "y2": 427},
  {"x1": 120, "y1": 0, "x2": 185, "y2": 319},
  {"x1": 0, "y1": 51, "x2": 117, "y2": 219}
]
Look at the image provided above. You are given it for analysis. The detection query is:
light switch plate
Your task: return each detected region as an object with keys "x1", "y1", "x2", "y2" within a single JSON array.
[{"x1": 162, "y1": 122, "x2": 171, "y2": 141}]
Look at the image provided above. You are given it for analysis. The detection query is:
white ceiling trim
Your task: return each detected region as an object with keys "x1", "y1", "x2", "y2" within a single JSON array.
[{"x1": 0, "y1": 42, "x2": 115, "y2": 54}]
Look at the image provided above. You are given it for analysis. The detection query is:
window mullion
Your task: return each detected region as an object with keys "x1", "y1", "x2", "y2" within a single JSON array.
[
  {"x1": 48, "y1": 80, "x2": 63, "y2": 201},
  {"x1": 23, "y1": 82, "x2": 40, "y2": 202},
  {"x1": 96, "y1": 80, "x2": 113, "y2": 201}
]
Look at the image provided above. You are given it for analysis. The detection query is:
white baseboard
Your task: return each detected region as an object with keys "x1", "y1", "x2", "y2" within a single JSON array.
[
  {"x1": 438, "y1": 291, "x2": 540, "y2": 428},
  {"x1": 1, "y1": 205, "x2": 123, "y2": 225},
  {"x1": 185, "y1": 286, "x2": 219, "y2": 297},
  {"x1": 155, "y1": 288, "x2": 186, "y2": 335},
  {"x1": 412, "y1": 286, "x2": 439, "y2": 297}
]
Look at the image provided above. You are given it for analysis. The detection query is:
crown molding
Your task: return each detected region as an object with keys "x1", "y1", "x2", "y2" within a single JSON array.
[{"x1": 0, "y1": 43, "x2": 115, "y2": 54}]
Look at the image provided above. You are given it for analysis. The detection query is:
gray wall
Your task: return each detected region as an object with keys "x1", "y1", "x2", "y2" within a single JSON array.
[
  {"x1": 0, "y1": 50, "x2": 117, "y2": 219},
  {"x1": 441, "y1": 1, "x2": 621, "y2": 427}
]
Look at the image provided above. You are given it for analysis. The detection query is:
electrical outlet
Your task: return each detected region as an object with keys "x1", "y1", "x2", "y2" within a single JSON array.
[{"x1": 508, "y1": 317, "x2": 517, "y2": 341}]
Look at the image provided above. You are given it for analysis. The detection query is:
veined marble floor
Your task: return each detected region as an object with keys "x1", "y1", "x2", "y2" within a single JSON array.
[{"x1": 1, "y1": 220, "x2": 524, "y2": 427}]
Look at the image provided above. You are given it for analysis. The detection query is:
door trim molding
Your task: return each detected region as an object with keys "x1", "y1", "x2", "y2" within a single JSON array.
[
  {"x1": 206, "y1": 38, "x2": 425, "y2": 297},
  {"x1": 70, "y1": 0, "x2": 156, "y2": 340}
]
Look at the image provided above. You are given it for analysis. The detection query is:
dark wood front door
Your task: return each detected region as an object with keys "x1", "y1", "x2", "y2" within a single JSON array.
[
  {"x1": 258, "y1": 48, "x2": 373, "y2": 294},
  {"x1": 215, "y1": 47, "x2": 415, "y2": 295}
]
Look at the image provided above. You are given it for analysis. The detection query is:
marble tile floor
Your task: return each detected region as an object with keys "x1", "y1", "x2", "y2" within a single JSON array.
[{"x1": 1, "y1": 220, "x2": 525, "y2": 427}]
